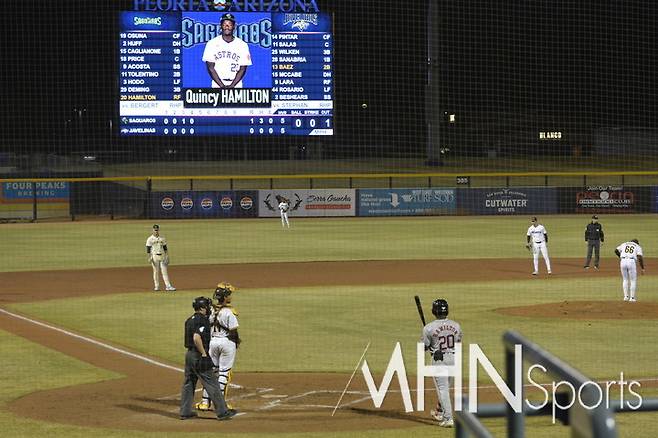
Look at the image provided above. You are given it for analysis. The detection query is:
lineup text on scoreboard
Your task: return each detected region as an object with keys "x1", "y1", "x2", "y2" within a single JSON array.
[{"x1": 118, "y1": 11, "x2": 333, "y2": 136}]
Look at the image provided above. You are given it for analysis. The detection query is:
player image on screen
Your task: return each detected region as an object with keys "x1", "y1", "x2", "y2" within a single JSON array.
[{"x1": 202, "y1": 13, "x2": 253, "y2": 89}]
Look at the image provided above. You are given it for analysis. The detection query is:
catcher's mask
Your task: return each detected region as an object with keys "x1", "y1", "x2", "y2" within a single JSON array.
[
  {"x1": 214, "y1": 282, "x2": 236, "y2": 304},
  {"x1": 192, "y1": 296, "x2": 212, "y2": 312},
  {"x1": 432, "y1": 299, "x2": 449, "y2": 319}
]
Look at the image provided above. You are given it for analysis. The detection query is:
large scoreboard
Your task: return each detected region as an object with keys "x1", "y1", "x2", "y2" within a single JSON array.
[{"x1": 118, "y1": 10, "x2": 333, "y2": 136}]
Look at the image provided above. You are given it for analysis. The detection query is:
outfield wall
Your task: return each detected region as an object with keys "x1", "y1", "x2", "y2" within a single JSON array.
[
  {"x1": 3, "y1": 177, "x2": 658, "y2": 220},
  {"x1": 145, "y1": 185, "x2": 657, "y2": 219}
]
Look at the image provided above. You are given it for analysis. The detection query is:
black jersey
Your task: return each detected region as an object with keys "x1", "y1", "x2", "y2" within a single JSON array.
[{"x1": 184, "y1": 313, "x2": 211, "y2": 350}]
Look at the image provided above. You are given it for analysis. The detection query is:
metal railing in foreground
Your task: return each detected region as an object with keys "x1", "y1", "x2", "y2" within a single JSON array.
[{"x1": 455, "y1": 330, "x2": 658, "y2": 438}]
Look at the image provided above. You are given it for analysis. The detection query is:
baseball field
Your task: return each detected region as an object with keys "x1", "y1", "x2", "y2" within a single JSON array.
[{"x1": 1, "y1": 214, "x2": 658, "y2": 437}]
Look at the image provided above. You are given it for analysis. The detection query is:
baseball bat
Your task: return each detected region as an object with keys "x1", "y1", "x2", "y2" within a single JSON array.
[{"x1": 414, "y1": 295, "x2": 427, "y2": 326}]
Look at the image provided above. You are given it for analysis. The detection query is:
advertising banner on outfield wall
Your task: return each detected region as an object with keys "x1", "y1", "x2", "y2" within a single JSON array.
[
  {"x1": 150, "y1": 191, "x2": 258, "y2": 219},
  {"x1": 558, "y1": 186, "x2": 651, "y2": 213},
  {"x1": 456, "y1": 187, "x2": 557, "y2": 215},
  {"x1": 652, "y1": 186, "x2": 658, "y2": 213},
  {"x1": 258, "y1": 189, "x2": 356, "y2": 217},
  {"x1": 357, "y1": 189, "x2": 456, "y2": 216}
]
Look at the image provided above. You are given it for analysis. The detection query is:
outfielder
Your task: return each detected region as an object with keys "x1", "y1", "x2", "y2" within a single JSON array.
[
  {"x1": 276, "y1": 195, "x2": 290, "y2": 228},
  {"x1": 196, "y1": 282, "x2": 241, "y2": 411},
  {"x1": 421, "y1": 298, "x2": 462, "y2": 428},
  {"x1": 615, "y1": 239, "x2": 645, "y2": 302},
  {"x1": 526, "y1": 217, "x2": 552, "y2": 275},
  {"x1": 146, "y1": 224, "x2": 175, "y2": 291},
  {"x1": 202, "y1": 13, "x2": 252, "y2": 88}
]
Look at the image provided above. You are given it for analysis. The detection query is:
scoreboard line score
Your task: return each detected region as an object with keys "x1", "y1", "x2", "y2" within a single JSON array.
[{"x1": 118, "y1": 11, "x2": 333, "y2": 136}]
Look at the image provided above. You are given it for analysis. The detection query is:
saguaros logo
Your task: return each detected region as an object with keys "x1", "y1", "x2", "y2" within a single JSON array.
[
  {"x1": 201, "y1": 198, "x2": 214, "y2": 210},
  {"x1": 220, "y1": 196, "x2": 234, "y2": 210},
  {"x1": 240, "y1": 196, "x2": 254, "y2": 210},
  {"x1": 181, "y1": 197, "x2": 194, "y2": 210},
  {"x1": 161, "y1": 197, "x2": 174, "y2": 210}
]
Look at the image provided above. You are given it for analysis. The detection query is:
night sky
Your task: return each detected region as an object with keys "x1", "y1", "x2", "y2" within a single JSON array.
[{"x1": 4, "y1": 1, "x2": 658, "y2": 157}]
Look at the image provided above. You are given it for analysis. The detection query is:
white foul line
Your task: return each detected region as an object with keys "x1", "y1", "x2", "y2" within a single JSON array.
[
  {"x1": 0, "y1": 308, "x2": 184, "y2": 373},
  {"x1": 332, "y1": 341, "x2": 370, "y2": 417}
]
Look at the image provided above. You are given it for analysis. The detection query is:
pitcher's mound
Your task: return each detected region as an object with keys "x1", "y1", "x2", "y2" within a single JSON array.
[{"x1": 497, "y1": 300, "x2": 658, "y2": 320}]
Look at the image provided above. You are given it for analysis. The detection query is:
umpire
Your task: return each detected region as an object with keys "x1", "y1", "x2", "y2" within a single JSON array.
[
  {"x1": 584, "y1": 215, "x2": 604, "y2": 270},
  {"x1": 180, "y1": 296, "x2": 237, "y2": 420}
]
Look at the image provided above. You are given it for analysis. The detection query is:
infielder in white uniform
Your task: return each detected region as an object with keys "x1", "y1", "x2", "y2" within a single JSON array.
[
  {"x1": 145, "y1": 224, "x2": 175, "y2": 291},
  {"x1": 276, "y1": 195, "x2": 290, "y2": 228},
  {"x1": 197, "y1": 282, "x2": 241, "y2": 412},
  {"x1": 202, "y1": 13, "x2": 252, "y2": 88},
  {"x1": 615, "y1": 239, "x2": 645, "y2": 302},
  {"x1": 526, "y1": 217, "x2": 552, "y2": 275},
  {"x1": 421, "y1": 298, "x2": 462, "y2": 428}
]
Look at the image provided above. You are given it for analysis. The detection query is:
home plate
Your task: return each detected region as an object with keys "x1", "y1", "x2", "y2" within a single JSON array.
[{"x1": 261, "y1": 394, "x2": 288, "y2": 398}]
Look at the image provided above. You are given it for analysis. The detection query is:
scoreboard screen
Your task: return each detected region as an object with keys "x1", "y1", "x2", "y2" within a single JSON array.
[{"x1": 118, "y1": 11, "x2": 333, "y2": 136}]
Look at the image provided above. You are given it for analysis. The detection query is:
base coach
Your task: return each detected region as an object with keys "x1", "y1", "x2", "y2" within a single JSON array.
[{"x1": 180, "y1": 296, "x2": 237, "y2": 420}]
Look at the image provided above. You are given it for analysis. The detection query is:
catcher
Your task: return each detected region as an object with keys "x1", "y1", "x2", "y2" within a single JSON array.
[{"x1": 196, "y1": 282, "x2": 241, "y2": 411}]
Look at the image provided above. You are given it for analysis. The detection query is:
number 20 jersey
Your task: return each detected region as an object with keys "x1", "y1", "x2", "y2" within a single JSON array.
[{"x1": 422, "y1": 318, "x2": 462, "y2": 353}]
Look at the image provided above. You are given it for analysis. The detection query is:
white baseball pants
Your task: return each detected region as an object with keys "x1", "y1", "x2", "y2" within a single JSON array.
[
  {"x1": 532, "y1": 242, "x2": 551, "y2": 273},
  {"x1": 432, "y1": 353, "x2": 455, "y2": 421},
  {"x1": 280, "y1": 211, "x2": 290, "y2": 228},
  {"x1": 202, "y1": 337, "x2": 238, "y2": 406},
  {"x1": 620, "y1": 259, "x2": 638, "y2": 299},
  {"x1": 151, "y1": 254, "x2": 172, "y2": 290}
]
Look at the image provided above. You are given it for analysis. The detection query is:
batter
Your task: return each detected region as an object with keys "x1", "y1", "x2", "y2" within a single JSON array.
[{"x1": 421, "y1": 298, "x2": 462, "y2": 428}]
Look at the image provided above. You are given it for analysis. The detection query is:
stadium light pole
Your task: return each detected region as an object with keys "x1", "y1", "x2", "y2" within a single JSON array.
[{"x1": 426, "y1": 0, "x2": 442, "y2": 166}]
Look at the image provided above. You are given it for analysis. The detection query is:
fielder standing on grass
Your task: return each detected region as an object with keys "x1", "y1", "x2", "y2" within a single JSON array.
[
  {"x1": 146, "y1": 224, "x2": 175, "y2": 291},
  {"x1": 526, "y1": 217, "x2": 552, "y2": 275},
  {"x1": 276, "y1": 195, "x2": 291, "y2": 228},
  {"x1": 421, "y1": 299, "x2": 462, "y2": 428},
  {"x1": 584, "y1": 215, "x2": 604, "y2": 270},
  {"x1": 615, "y1": 239, "x2": 645, "y2": 302}
]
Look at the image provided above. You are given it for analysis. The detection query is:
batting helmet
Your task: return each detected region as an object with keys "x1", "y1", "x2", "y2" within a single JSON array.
[
  {"x1": 214, "y1": 282, "x2": 235, "y2": 303},
  {"x1": 192, "y1": 296, "x2": 212, "y2": 312},
  {"x1": 432, "y1": 299, "x2": 449, "y2": 319},
  {"x1": 220, "y1": 13, "x2": 236, "y2": 25}
]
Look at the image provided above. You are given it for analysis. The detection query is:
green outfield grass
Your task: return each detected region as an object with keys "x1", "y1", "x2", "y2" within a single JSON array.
[{"x1": 1, "y1": 214, "x2": 656, "y2": 272}]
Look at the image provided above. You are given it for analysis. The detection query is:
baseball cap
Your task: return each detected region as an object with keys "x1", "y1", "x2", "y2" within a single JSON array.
[
  {"x1": 220, "y1": 13, "x2": 236, "y2": 23},
  {"x1": 592, "y1": 215, "x2": 598, "y2": 219},
  {"x1": 153, "y1": 224, "x2": 160, "y2": 230},
  {"x1": 531, "y1": 216, "x2": 537, "y2": 222}
]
